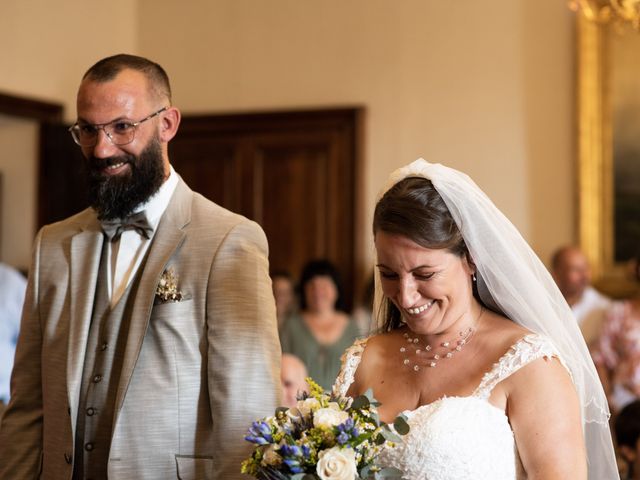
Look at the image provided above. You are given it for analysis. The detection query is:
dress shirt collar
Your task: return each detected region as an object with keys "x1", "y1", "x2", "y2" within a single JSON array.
[{"x1": 132, "y1": 165, "x2": 179, "y2": 231}]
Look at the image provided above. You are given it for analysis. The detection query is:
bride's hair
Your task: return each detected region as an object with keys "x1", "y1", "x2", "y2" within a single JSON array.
[{"x1": 373, "y1": 177, "x2": 479, "y2": 332}]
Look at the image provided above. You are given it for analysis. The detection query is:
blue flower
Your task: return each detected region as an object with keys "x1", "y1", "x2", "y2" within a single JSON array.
[
  {"x1": 245, "y1": 421, "x2": 273, "y2": 444},
  {"x1": 301, "y1": 444, "x2": 311, "y2": 458},
  {"x1": 337, "y1": 431, "x2": 350, "y2": 445},
  {"x1": 280, "y1": 444, "x2": 303, "y2": 458},
  {"x1": 283, "y1": 458, "x2": 303, "y2": 473}
]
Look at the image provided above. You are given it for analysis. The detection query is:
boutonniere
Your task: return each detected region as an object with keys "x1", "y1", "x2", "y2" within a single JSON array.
[{"x1": 155, "y1": 268, "x2": 184, "y2": 303}]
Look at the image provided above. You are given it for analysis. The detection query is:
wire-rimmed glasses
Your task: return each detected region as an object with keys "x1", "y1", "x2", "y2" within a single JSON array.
[{"x1": 69, "y1": 106, "x2": 168, "y2": 147}]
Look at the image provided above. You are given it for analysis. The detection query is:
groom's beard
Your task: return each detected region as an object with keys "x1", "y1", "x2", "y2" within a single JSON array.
[{"x1": 86, "y1": 137, "x2": 165, "y2": 221}]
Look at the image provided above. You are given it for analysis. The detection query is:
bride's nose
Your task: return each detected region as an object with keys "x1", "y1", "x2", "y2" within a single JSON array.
[{"x1": 397, "y1": 277, "x2": 420, "y2": 309}]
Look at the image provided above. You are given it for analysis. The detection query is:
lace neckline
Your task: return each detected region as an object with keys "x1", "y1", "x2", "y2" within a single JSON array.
[{"x1": 333, "y1": 333, "x2": 560, "y2": 410}]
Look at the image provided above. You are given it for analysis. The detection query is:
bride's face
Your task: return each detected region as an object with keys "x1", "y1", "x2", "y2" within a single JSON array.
[{"x1": 375, "y1": 231, "x2": 476, "y2": 336}]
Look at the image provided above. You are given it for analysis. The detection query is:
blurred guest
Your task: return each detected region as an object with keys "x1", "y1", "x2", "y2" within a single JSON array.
[
  {"x1": 0, "y1": 262, "x2": 27, "y2": 416},
  {"x1": 593, "y1": 252, "x2": 640, "y2": 412},
  {"x1": 280, "y1": 353, "x2": 309, "y2": 408},
  {"x1": 352, "y1": 273, "x2": 375, "y2": 336},
  {"x1": 551, "y1": 245, "x2": 611, "y2": 345},
  {"x1": 271, "y1": 270, "x2": 297, "y2": 329},
  {"x1": 279, "y1": 259, "x2": 359, "y2": 390},
  {"x1": 614, "y1": 399, "x2": 640, "y2": 479}
]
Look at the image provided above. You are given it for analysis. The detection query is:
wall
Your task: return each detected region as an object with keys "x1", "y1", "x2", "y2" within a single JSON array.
[
  {"x1": 0, "y1": 116, "x2": 37, "y2": 268},
  {"x1": 0, "y1": 1, "x2": 137, "y2": 269},
  {"x1": 0, "y1": 0, "x2": 576, "y2": 272},
  {"x1": 0, "y1": 1, "x2": 138, "y2": 118},
  {"x1": 138, "y1": 0, "x2": 576, "y2": 269}
]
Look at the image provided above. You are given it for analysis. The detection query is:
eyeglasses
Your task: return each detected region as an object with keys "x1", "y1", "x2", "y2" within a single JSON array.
[{"x1": 69, "y1": 106, "x2": 168, "y2": 147}]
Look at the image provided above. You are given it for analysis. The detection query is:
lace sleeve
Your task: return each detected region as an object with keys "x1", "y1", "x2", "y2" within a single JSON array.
[
  {"x1": 332, "y1": 337, "x2": 369, "y2": 398},
  {"x1": 473, "y1": 334, "x2": 569, "y2": 400}
]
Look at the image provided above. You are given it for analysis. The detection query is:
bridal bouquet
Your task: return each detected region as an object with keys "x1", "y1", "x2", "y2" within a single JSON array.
[{"x1": 241, "y1": 378, "x2": 409, "y2": 480}]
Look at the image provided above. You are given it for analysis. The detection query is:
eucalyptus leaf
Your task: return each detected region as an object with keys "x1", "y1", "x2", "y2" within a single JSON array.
[
  {"x1": 373, "y1": 466, "x2": 405, "y2": 479},
  {"x1": 359, "y1": 464, "x2": 374, "y2": 478},
  {"x1": 351, "y1": 394, "x2": 371, "y2": 410},
  {"x1": 393, "y1": 416, "x2": 410, "y2": 436},
  {"x1": 380, "y1": 428, "x2": 401, "y2": 443},
  {"x1": 370, "y1": 411, "x2": 380, "y2": 425}
]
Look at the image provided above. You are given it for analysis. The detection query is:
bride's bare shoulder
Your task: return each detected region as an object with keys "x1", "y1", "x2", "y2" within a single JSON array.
[
  {"x1": 476, "y1": 311, "x2": 532, "y2": 353},
  {"x1": 348, "y1": 331, "x2": 399, "y2": 391},
  {"x1": 359, "y1": 330, "x2": 401, "y2": 359}
]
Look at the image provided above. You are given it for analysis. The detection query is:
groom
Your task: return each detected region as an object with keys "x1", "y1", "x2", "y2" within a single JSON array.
[{"x1": 0, "y1": 54, "x2": 281, "y2": 479}]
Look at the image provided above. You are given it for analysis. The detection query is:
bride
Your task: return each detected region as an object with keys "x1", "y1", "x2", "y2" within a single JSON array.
[{"x1": 333, "y1": 160, "x2": 618, "y2": 479}]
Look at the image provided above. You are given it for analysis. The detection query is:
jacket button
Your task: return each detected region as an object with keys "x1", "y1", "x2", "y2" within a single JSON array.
[
  {"x1": 85, "y1": 442, "x2": 94, "y2": 451},
  {"x1": 64, "y1": 453, "x2": 72, "y2": 464}
]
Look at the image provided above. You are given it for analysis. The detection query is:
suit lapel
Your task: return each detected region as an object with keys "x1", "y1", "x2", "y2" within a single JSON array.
[
  {"x1": 113, "y1": 178, "x2": 192, "y2": 416},
  {"x1": 67, "y1": 214, "x2": 103, "y2": 424}
]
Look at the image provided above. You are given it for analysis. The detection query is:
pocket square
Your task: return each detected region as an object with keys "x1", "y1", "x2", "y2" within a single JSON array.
[{"x1": 155, "y1": 268, "x2": 184, "y2": 303}]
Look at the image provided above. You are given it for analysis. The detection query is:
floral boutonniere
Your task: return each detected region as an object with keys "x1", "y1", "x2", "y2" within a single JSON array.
[{"x1": 155, "y1": 268, "x2": 184, "y2": 303}]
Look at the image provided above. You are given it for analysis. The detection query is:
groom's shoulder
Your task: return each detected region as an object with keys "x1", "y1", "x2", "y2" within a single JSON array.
[
  {"x1": 39, "y1": 207, "x2": 97, "y2": 239},
  {"x1": 189, "y1": 190, "x2": 262, "y2": 234}
]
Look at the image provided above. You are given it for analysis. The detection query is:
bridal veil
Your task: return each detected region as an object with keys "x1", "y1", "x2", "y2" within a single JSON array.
[{"x1": 373, "y1": 159, "x2": 618, "y2": 479}]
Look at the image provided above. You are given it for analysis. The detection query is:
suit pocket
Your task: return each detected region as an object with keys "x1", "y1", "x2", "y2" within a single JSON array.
[{"x1": 175, "y1": 455, "x2": 213, "y2": 480}]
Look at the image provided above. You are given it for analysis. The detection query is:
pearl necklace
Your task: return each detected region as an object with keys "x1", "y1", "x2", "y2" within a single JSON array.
[{"x1": 400, "y1": 308, "x2": 483, "y2": 372}]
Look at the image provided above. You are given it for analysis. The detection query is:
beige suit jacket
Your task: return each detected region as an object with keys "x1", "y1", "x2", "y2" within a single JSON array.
[{"x1": 0, "y1": 177, "x2": 281, "y2": 479}]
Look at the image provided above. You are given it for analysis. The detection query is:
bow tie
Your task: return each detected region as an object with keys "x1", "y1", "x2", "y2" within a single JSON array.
[{"x1": 101, "y1": 211, "x2": 153, "y2": 243}]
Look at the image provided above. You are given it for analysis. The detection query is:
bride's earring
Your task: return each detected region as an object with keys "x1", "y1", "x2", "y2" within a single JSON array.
[{"x1": 472, "y1": 273, "x2": 477, "y2": 282}]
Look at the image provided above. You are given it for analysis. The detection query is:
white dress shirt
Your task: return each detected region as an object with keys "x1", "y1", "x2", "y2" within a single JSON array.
[
  {"x1": 103, "y1": 166, "x2": 178, "y2": 306},
  {"x1": 0, "y1": 263, "x2": 27, "y2": 402},
  {"x1": 572, "y1": 285, "x2": 611, "y2": 345}
]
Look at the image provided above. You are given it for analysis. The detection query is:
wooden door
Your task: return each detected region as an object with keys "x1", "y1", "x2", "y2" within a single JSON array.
[{"x1": 170, "y1": 108, "x2": 364, "y2": 310}]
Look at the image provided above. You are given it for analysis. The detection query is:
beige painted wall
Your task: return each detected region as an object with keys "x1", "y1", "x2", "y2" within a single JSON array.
[
  {"x1": 138, "y1": 0, "x2": 576, "y2": 268},
  {"x1": 0, "y1": 1, "x2": 137, "y2": 269},
  {"x1": 0, "y1": 0, "x2": 576, "y2": 273},
  {"x1": 0, "y1": 116, "x2": 38, "y2": 268},
  {"x1": 0, "y1": 1, "x2": 138, "y2": 116}
]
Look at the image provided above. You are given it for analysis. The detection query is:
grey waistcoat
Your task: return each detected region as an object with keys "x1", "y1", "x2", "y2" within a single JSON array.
[{"x1": 73, "y1": 241, "x2": 147, "y2": 479}]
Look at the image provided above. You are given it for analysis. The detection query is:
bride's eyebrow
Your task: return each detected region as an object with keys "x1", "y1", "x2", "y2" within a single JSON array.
[{"x1": 375, "y1": 263, "x2": 437, "y2": 270}]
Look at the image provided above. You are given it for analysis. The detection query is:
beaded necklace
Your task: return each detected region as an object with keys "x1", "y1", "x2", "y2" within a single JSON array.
[{"x1": 400, "y1": 307, "x2": 483, "y2": 372}]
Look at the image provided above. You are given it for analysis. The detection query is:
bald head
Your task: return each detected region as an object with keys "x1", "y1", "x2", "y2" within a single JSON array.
[
  {"x1": 281, "y1": 354, "x2": 309, "y2": 408},
  {"x1": 82, "y1": 54, "x2": 172, "y2": 106},
  {"x1": 551, "y1": 246, "x2": 591, "y2": 305}
]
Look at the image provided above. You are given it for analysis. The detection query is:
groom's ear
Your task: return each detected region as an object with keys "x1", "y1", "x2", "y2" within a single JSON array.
[{"x1": 158, "y1": 106, "x2": 181, "y2": 143}]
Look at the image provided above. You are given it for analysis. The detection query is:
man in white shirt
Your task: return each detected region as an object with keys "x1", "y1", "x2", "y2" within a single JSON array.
[
  {"x1": 0, "y1": 54, "x2": 281, "y2": 480},
  {"x1": 0, "y1": 262, "x2": 27, "y2": 414},
  {"x1": 551, "y1": 245, "x2": 611, "y2": 346}
]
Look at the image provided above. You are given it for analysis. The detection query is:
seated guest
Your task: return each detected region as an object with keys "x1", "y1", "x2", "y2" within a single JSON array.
[
  {"x1": 615, "y1": 400, "x2": 640, "y2": 480},
  {"x1": 593, "y1": 252, "x2": 640, "y2": 412},
  {"x1": 0, "y1": 262, "x2": 27, "y2": 416},
  {"x1": 280, "y1": 353, "x2": 309, "y2": 408},
  {"x1": 279, "y1": 259, "x2": 359, "y2": 390},
  {"x1": 551, "y1": 245, "x2": 611, "y2": 345},
  {"x1": 271, "y1": 270, "x2": 297, "y2": 329}
]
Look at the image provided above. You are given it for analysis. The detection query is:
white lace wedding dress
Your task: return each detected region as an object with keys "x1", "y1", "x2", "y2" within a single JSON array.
[{"x1": 333, "y1": 333, "x2": 563, "y2": 480}]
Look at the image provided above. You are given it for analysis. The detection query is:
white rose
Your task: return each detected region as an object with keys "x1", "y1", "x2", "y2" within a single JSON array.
[
  {"x1": 313, "y1": 406, "x2": 349, "y2": 428},
  {"x1": 297, "y1": 397, "x2": 321, "y2": 417},
  {"x1": 316, "y1": 446, "x2": 358, "y2": 480}
]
